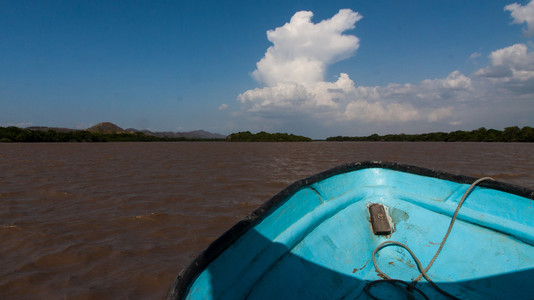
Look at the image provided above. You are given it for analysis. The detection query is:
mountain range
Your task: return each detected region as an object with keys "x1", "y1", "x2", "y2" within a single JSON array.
[{"x1": 27, "y1": 122, "x2": 226, "y2": 139}]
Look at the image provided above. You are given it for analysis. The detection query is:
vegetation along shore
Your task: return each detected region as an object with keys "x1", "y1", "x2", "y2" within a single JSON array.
[
  {"x1": 327, "y1": 126, "x2": 534, "y2": 143},
  {"x1": 0, "y1": 122, "x2": 533, "y2": 142}
]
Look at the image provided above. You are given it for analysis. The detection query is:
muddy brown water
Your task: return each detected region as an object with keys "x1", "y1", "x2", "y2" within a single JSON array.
[{"x1": 1, "y1": 142, "x2": 533, "y2": 299}]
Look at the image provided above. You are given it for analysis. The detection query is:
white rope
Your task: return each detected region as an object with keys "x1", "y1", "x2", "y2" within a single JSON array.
[{"x1": 367, "y1": 177, "x2": 494, "y2": 299}]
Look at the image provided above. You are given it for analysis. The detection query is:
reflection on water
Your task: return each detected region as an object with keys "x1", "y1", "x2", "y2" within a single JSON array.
[{"x1": 0, "y1": 142, "x2": 533, "y2": 298}]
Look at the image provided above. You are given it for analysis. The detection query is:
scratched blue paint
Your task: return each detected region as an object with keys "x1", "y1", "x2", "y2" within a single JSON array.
[{"x1": 183, "y1": 168, "x2": 534, "y2": 299}]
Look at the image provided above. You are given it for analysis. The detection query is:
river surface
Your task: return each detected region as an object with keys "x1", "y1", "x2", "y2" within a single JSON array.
[{"x1": 1, "y1": 142, "x2": 533, "y2": 299}]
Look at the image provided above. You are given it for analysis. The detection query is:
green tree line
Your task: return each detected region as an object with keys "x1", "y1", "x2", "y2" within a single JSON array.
[
  {"x1": 326, "y1": 126, "x2": 534, "y2": 142},
  {"x1": 226, "y1": 131, "x2": 312, "y2": 142},
  {"x1": 0, "y1": 127, "x2": 224, "y2": 142}
]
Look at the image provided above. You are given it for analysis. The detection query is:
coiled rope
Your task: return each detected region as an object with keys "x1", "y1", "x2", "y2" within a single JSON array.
[{"x1": 365, "y1": 177, "x2": 495, "y2": 299}]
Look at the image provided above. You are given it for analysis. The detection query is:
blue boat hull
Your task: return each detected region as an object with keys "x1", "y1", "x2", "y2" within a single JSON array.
[{"x1": 168, "y1": 162, "x2": 534, "y2": 299}]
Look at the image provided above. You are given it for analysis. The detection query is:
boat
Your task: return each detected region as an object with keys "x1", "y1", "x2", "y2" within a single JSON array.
[{"x1": 167, "y1": 161, "x2": 534, "y2": 299}]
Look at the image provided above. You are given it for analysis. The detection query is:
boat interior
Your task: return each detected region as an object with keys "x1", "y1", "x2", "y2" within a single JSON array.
[{"x1": 184, "y1": 167, "x2": 534, "y2": 299}]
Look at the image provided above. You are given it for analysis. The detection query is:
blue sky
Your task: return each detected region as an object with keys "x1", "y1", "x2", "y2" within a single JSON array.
[{"x1": 1, "y1": 0, "x2": 533, "y2": 138}]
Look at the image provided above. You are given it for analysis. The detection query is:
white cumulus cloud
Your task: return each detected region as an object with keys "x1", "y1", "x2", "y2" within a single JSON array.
[
  {"x1": 237, "y1": 5, "x2": 534, "y2": 137},
  {"x1": 506, "y1": 0, "x2": 534, "y2": 36},
  {"x1": 238, "y1": 9, "x2": 468, "y2": 127},
  {"x1": 475, "y1": 43, "x2": 534, "y2": 94},
  {"x1": 252, "y1": 9, "x2": 362, "y2": 86},
  {"x1": 238, "y1": 9, "x2": 361, "y2": 112},
  {"x1": 341, "y1": 71, "x2": 464, "y2": 123}
]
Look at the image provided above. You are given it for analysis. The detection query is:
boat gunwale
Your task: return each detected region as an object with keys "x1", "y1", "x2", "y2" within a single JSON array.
[{"x1": 166, "y1": 161, "x2": 534, "y2": 300}]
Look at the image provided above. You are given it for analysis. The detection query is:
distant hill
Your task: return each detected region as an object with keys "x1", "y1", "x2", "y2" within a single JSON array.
[
  {"x1": 24, "y1": 122, "x2": 225, "y2": 139},
  {"x1": 87, "y1": 122, "x2": 125, "y2": 134},
  {"x1": 125, "y1": 128, "x2": 225, "y2": 139}
]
